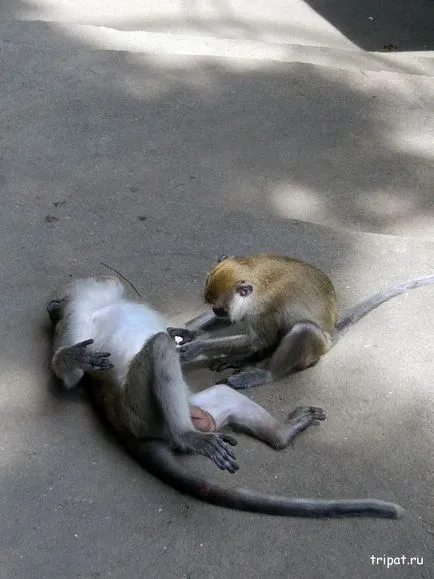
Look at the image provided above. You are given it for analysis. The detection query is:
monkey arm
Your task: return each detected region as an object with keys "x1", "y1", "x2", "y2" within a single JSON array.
[
  {"x1": 178, "y1": 333, "x2": 254, "y2": 362},
  {"x1": 185, "y1": 310, "x2": 233, "y2": 334},
  {"x1": 185, "y1": 310, "x2": 220, "y2": 332},
  {"x1": 168, "y1": 310, "x2": 233, "y2": 345}
]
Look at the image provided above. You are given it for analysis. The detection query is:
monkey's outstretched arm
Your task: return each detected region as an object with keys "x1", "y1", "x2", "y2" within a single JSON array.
[
  {"x1": 185, "y1": 310, "x2": 221, "y2": 332},
  {"x1": 178, "y1": 334, "x2": 254, "y2": 362},
  {"x1": 52, "y1": 339, "x2": 113, "y2": 389},
  {"x1": 168, "y1": 310, "x2": 232, "y2": 345}
]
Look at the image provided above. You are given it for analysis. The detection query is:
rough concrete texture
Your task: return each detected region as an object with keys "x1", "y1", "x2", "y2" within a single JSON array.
[{"x1": 0, "y1": 1, "x2": 433, "y2": 578}]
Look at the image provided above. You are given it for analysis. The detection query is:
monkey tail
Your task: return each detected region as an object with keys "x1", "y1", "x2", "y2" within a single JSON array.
[
  {"x1": 134, "y1": 439, "x2": 403, "y2": 519},
  {"x1": 333, "y1": 274, "x2": 434, "y2": 345}
]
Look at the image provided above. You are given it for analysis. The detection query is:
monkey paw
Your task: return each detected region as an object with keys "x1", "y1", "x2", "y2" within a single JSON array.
[
  {"x1": 67, "y1": 339, "x2": 113, "y2": 372},
  {"x1": 177, "y1": 340, "x2": 204, "y2": 362},
  {"x1": 167, "y1": 327, "x2": 198, "y2": 345},
  {"x1": 183, "y1": 432, "x2": 239, "y2": 473},
  {"x1": 286, "y1": 406, "x2": 326, "y2": 430},
  {"x1": 225, "y1": 369, "x2": 270, "y2": 390},
  {"x1": 209, "y1": 357, "x2": 246, "y2": 372}
]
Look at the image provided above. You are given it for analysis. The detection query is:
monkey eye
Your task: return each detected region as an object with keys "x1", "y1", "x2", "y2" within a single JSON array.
[{"x1": 236, "y1": 281, "x2": 253, "y2": 297}]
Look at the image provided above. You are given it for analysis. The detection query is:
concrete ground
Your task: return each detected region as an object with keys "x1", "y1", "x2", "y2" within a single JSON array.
[{"x1": 1, "y1": 1, "x2": 433, "y2": 577}]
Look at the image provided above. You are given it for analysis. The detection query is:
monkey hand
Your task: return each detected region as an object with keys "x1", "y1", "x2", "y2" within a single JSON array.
[
  {"x1": 225, "y1": 368, "x2": 271, "y2": 390},
  {"x1": 209, "y1": 356, "x2": 247, "y2": 372},
  {"x1": 67, "y1": 339, "x2": 113, "y2": 372},
  {"x1": 167, "y1": 327, "x2": 198, "y2": 345},
  {"x1": 181, "y1": 431, "x2": 239, "y2": 473},
  {"x1": 177, "y1": 339, "x2": 205, "y2": 362}
]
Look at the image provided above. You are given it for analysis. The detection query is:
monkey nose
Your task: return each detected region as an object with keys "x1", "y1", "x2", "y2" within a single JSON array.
[{"x1": 212, "y1": 307, "x2": 228, "y2": 318}]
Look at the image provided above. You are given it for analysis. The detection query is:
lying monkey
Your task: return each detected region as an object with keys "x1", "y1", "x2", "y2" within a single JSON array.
[
  {"x1": 48, "y1": 275, "x2": 403, "y2": 518},
  {"x1": 177, "y1": 254, "x2": 434, "y2": 389}
]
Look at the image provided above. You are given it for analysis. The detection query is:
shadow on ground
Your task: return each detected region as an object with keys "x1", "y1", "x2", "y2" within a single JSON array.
[
  {"x1": 306, "y1": 0, "x2": 434, "y2": 52},
  {"x1": 1, "y1": 2, "x2": 433, "y2": 578}
]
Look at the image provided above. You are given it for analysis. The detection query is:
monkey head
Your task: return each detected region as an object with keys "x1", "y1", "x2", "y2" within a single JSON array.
[
  {"x1": 204, "y1": 255, "x2": 254, "y2": 323},
  {"x1": 47, "y1": 276, "x2": 124, "y2": 325}
]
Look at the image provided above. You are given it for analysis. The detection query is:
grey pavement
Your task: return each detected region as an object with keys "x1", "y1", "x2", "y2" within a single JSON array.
[{"x1": 0, "y1": 1, "x2": 433, "y2": 578}]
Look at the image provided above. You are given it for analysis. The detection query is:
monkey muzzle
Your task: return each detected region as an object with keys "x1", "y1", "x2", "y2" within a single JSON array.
[{"x1": 212, "y1": 307, "x2": 228, "y2": 318}]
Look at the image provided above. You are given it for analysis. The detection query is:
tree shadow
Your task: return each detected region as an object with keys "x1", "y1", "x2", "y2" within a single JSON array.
[
  {"x1": 306, "y1": 0, "x2": 434, "y2": 52},
  {"x1": 1, "y1": 3, "x2": 433, "y2": 576}
]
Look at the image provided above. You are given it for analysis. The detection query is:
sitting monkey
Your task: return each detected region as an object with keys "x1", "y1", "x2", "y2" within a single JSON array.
[{"x1": 177, "y1": 254, "x2": 434, "y2": 389}]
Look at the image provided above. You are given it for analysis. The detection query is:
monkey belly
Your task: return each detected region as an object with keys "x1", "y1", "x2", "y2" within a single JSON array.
[{"x1": 189, "y1": 405, "x2": 216, "y2": 432}]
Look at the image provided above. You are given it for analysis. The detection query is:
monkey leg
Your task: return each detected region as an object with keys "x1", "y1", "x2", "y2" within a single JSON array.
[
  {"x1": 125, "y1": 333, "x2": 239, "y2": 473},
  {"x1": 270, "y1": 321, "x2": 330, "y2": 376},
  {"x1": 190, "y1": 385, "x2": 325, "y2": 449},
  {"x1": 226, "y1": 321, "x2": 330, "y2": 390},
  {"x1": 52, "y1": 339, "x2": 113, "y2": 389}
]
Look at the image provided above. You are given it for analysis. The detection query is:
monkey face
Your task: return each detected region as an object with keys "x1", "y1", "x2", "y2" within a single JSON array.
[
  {"x1": 226, "y1": 285, "x2": 254, "y2": 323},
  {"x1": 205, "y1": 257, "x2": 254, "y2": 323}
]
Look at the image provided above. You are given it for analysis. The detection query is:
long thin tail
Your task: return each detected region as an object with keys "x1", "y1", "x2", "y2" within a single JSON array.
[
  {"x1": 134, "y1": 440, "x2": 403, "y2": 519},
  {"x1": 333, "y1": 274, "x2": 434, "y2": 345}
]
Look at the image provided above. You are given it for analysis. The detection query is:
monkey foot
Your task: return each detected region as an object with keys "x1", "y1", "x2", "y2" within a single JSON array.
[
  {"x1": 183, "y1": 431, "x2": 239, "y2": 473},
  {"x1": 286, "y1": 406, "x2": 326, "y2": 430},
  {"x1": 224, "y1": 368, "x2": 271, "y2": 390}
]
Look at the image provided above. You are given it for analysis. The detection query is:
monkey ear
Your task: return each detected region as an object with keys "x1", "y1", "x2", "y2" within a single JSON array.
[
  {"x1": 236, "y1": 281, "x2": 253, "y2": 297},
  {"x1": 217, "y1": 255, "x2": 230, "y2": 263},
  {"x1": 47, "y1": 298, "x2": 66, "y2": 324}
]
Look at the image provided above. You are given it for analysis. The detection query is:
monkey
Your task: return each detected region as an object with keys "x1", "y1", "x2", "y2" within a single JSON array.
[
  {"x1": 47, "y1": 275, "x2": 403, "y2": 519},
  {"x1": 176, "y1": 253, "x2": 434, "y2": 390}
]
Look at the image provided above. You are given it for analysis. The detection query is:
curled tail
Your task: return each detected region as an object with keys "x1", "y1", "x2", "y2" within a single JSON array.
[
  {"x1": 333, "y1": 274, "x2": 434, "y2": 345},
  {"x1": 134, "y1": 439, "x2": 402, "y2": 519}
]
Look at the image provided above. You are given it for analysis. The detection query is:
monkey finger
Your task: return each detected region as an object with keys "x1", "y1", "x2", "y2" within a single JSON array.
[
  {"x1": 216, "y1": 459, "x2": 239, "y2": 473},
  {"x1": 209, "y1": 359, "x2": 242, "y2": 372},
  {"x1": 76, "y1": 339, "x2": 94, "y2": 348},
  {"x1": 209, "y1": 360, "x2": 227, "y2": 372},
  {"x1": 214, "y1": 441, "x2": 237, "y2": 462},
  {"x1": 311, "y1": 407, "x2": 326, "y2": 421},
  {"x1": 214, "y1": 440, "x2": 239, "y2": 466},
  {"x1": 94, "y1": 363, "x2": 114, "y2": 371},
  {"x1": 210, "y1": 446, "x2": 239, "y2": 472},
  {"x1": 206, "y1": 435, "x2": 237, "y2": 461},
  {"x1": 94, "y1": 358, "x2": 113, "y2": 368},
  {"x1": 218, "y1": 434, "x2": 238, "y2": 447}
]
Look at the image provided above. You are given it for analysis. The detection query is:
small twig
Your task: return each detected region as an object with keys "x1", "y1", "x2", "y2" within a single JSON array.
[{"x1": 100, "y1": 262, "x2": 142, "y2": 298}]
